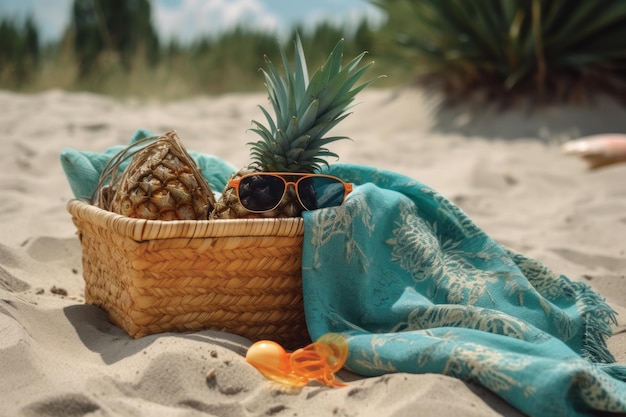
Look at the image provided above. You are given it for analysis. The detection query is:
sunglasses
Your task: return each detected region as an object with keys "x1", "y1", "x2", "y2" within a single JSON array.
[{"x1": 229, "y1": 172, "x2": 353, "y2": 213}]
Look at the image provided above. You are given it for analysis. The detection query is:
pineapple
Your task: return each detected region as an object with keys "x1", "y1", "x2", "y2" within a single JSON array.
[
  {"x1": 96, "y1": 130, "x2": 215, "y2": 220},
  {"x1": 211, "y1": 36, "x2": 375, "y2": 219}
]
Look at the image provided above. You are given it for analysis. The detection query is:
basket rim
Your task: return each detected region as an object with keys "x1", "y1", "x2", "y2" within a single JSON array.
[{"x1": 67, "y1": 199, "x2": 304, "y2": 240}]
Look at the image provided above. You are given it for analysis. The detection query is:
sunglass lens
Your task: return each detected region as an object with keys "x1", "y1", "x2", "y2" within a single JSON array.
[
  {"x1": 298, "y1": 177, "x2": 346, "y2": 210},
  {"x1": 238, "y1": 175, "x2": 285, "y2": 212}
]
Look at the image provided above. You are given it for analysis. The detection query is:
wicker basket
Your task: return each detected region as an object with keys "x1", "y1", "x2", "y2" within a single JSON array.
[{"x1": 67, "y1": 199, "x2": 310, "y2": 348}]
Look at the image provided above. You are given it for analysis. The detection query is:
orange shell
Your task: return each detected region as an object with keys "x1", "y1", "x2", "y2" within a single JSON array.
[{"x1": 246, "y1": 333, "x2": 348, "y2": 388}]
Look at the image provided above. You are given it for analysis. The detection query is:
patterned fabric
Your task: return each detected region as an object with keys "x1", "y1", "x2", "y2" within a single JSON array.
[{"x1": 303, "y1": 163, "x2": 626, "y2": 417}]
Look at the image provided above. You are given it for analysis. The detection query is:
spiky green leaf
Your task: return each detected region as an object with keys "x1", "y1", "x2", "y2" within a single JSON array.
[
  {"x1": 297, "y1": 98, "x2": 320, "y2": 133},
  {"x1": 257, "y1": 105, "x2": 277, "y2": 134},
  {"x1": 248, "y1": 35, "x2": 376, "y2": 171}
]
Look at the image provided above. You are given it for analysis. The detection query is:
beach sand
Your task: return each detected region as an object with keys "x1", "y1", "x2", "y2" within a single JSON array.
[{"x1": 1, "y1": 87, "x2": 626, "y2": 416}]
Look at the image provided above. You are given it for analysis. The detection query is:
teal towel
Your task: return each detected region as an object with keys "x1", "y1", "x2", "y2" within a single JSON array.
[
  {"x1": 304, "y1": 163, "x2": 626, "y2": 417},
  {"x1": 60, "y1": 131, "x2": 626, "y2": 417}
]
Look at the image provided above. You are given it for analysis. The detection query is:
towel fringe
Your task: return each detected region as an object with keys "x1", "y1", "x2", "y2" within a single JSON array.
[{"x1": 573, "y1": 281, "x2": 618, "y2": 364}]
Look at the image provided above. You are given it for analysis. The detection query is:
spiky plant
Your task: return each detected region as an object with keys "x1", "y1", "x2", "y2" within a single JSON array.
[
  {"x1": 96, "y1": 130, "x2": 215, "y2": 220},
  {"x1": 373, "y1": 0, "x2": 626, "y2": 103},
  {"x1": 211, "y1": 36, "x2": 375, "y2": 219}
]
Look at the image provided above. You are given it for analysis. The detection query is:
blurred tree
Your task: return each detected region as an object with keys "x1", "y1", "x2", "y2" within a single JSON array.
[
  {"x1": 71, "y1": 0, "x2": 159, "y2": 78},
  {"x1": 185, "y1": 28, "x2": 279, "y2": 93},
  {"x1": 23, "y1": 17, "x2": 40, "y2": 67},
  {"x1": 0, "y1": 17, "x2": 40, "y2": 86},
  {"x1": 0, "y1": 20, "x2": 19, "y2": 83},
  {"x1": 354, "y1": 20, "x2": 376, "y2": 56}
]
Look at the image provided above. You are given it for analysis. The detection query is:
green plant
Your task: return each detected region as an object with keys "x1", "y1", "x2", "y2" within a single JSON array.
[{"x1": 373, "y1": 0, "x2": 626, "y2": 103}]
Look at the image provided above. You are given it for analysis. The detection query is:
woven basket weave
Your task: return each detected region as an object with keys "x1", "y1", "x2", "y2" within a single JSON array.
[{"x1": 67, "y1": 199, "x2": 309, "y2": 348}]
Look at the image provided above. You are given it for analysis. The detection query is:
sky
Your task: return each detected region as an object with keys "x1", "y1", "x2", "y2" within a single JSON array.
[{"x1": 0, "y1": 0, "x2": 386, "y2": 44}]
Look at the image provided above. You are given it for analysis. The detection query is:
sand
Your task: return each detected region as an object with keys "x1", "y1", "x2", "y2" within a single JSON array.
[{"x1": 1, "y1": 87, "x2": 626, "y2": 417}]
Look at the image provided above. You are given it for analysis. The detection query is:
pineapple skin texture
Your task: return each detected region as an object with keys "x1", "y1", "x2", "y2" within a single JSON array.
[{"x1": 110, "y1": 131, "x2": 215, "y2": 220}]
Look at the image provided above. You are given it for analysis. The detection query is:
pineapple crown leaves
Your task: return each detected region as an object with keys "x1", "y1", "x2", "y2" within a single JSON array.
[{"x1": 248, "y1": 35, "x2": 378, "y2": 172}]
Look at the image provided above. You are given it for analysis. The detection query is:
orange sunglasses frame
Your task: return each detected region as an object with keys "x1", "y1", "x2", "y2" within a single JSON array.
[{"x1": 228, "y1": 172, "x2": 353, "y2": 213}]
